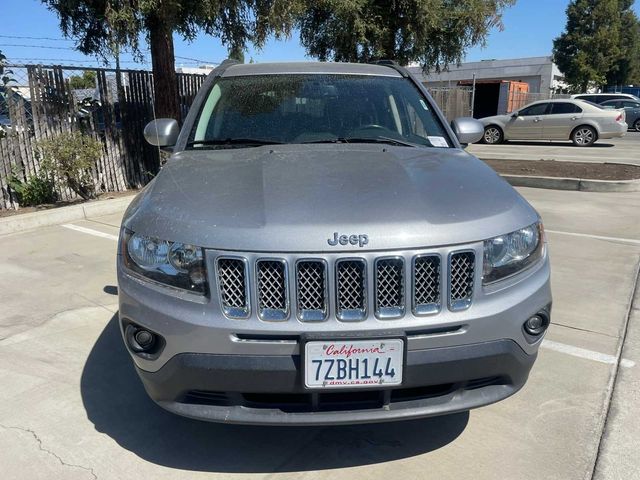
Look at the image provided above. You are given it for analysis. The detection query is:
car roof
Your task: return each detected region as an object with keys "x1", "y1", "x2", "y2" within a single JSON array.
[
  {"x1": 601, "y1": 98, "x2": 639, "y2": 103},
  {"x1": 221, "y1": 62, "x2": 404, "y2": 78},
  {"x1": 571, "y1": 93, "x2": 636, "y2": 98},
  {"x1": 527, "y1": 98, "x2": 582, "y2": 104},
  {"x1": 519, "y1": 98, "x2": 601, "y2": 111}
]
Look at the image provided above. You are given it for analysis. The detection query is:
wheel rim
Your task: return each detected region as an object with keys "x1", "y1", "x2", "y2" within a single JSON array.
[
  {"x1": 574, "y1": 128, "x2": 594, "y2": 145},
  {"x1": 484, "y1": 127, "x2": 500, "y2": 144}
]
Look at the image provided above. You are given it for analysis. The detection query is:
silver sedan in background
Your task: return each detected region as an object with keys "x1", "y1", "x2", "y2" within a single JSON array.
[{"x1": 479, "y1": 99, "x2": 627, "y2": 146}]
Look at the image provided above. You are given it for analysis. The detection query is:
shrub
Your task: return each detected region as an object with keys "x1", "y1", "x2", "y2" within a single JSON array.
[
  {"x1": 8, "y1": 168, "x2": 58, "y2": 207},
  {"x1": 37, "y1": 131, "x2": 103, "y2": 200}
]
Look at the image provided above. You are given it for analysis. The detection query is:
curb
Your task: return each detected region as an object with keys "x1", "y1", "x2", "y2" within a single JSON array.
[
  {"x1": 0, "y1": 195, "x2": 135, "y2": 236},
  {"x1": 502, "y1": 174, "x2": 640, "y2": 192}
]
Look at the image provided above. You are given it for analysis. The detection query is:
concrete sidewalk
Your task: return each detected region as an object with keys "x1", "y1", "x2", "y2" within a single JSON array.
[{"x1": 0, "y1": 188, "x2": 638, "y2": 479}]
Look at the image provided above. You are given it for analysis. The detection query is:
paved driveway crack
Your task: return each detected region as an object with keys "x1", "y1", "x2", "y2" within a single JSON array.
[{"x1": 0, "y1": 423, "x2": 97, "y2": 479}]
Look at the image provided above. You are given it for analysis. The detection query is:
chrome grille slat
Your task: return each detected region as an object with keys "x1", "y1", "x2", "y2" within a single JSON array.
[
  {"x1": 216, "y1": 258, "x2": 249, "y2": 318},
  {"x1": 413, "y1": 255, "x2": 441, "y2": 315},
  {"x1": 336, "y1": 259, "x2": 367, "y2": 321},
  {"x1": 375, "y1": 258, "x2": 404, "y2": 319},
  {"x1": 296, "y1": 260, "x2": 327, "y2": 321},
  {"x1": 256, "y1": 260, "x2": 288, "y2": 321},
  {"x1": 449, "y1": 251, "x2": 475, "y2": 311},
  {"x1": 215, "y1": 249, "x2": 477, "y2": 320}
]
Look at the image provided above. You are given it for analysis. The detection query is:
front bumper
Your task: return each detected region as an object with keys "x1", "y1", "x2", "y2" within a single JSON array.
[
  {"x1": 118, "y1": 244, "x2": 551, "y2": 424},
  {"x1": 135, "y1": 339, "x2": 535, "y2": 425}
]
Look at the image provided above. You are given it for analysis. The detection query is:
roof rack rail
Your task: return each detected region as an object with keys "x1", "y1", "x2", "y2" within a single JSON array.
[{"x1": 371, "y1": 59, "x2": 409, "y2": 78}]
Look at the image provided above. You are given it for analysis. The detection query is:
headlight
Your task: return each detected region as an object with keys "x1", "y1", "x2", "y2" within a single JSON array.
[
  {"x1": 121, "y1": 230, "x2": 207, "y2": 294},
  {"x1": 483, "y1": 222, "x2": 545, "y2": 284}
]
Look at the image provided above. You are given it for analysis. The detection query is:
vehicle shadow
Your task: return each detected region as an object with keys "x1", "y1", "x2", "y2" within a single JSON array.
[{"x1": 80, "y1": 314, "x2": 469, "y2": 473}]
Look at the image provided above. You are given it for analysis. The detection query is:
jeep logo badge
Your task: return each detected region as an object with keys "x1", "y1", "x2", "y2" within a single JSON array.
[{"x1": 327, "y1": 232, "x2": 369, "y2": 248}]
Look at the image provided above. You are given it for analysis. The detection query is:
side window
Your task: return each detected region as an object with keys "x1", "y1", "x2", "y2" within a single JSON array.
[
  {"x1": 520, "y1": 103, "x2": 549, "y2": 116},
  {"x1": 575, "y1": 95, "x2": 596, "y2": 103},
  {"x1": 549, "y1": 103, "x2": 582, "y2": 114},
  {"x1": 622, "y1": 101, "x2": 640, "y2": 109}
]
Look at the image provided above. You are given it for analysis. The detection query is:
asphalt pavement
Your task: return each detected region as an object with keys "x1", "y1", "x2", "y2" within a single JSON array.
[
  {"x1": 0, "y1": 186, "x2": 638, "y2": 480},
  {"x1": 467, "y1": 130, "x2": 640, "y2": 165}
]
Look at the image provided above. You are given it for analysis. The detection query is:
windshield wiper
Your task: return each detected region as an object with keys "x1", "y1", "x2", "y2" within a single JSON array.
[
  {"x1": 345, "y1": 136, "x2": 423, "y2": 147},
  {"x1": 186, "y1": 138, "x2": 284, "y2": 148},
  {"x1": 301, "y1": 136, "x2": 422, "y2": 147}
]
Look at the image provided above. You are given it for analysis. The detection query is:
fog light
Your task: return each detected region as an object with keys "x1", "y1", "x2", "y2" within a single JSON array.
[
  {"x1": 134, "y1": 329, "x2": 155, "y2": 349},
  {"x1": 125, "y1": 324, "x2": 157, "y2": 353},
  {"x1": 524, "y1": 314, "x2": 548, "y2": 336}
]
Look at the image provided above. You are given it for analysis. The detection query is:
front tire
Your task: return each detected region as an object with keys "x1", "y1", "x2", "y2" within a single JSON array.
[
  {"x1": 634, "y1": 119, "x2": 640, "y2": 132},
  {"x1": 483, "y1": 125, "x2": 504, "y2": 144},
  {"x1": 571, "y1": 126, "x2": 597, "y2": 147}
]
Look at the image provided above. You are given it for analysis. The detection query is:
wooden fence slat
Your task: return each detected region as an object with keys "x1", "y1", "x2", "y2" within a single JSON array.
[{"x1": 0, "y1": 63, "x2": 206, "y2": 210}]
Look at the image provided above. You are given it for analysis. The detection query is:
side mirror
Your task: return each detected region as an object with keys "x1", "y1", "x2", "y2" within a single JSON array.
[
  {"x1": 511, "y1": 112, "x2": 519, "y2": 118},
  {"x1": 450, "y1": 117, "x2": 484, "y2": 146},
  {"x1": 143, "y1": 118, "x2": 179, "y2": 148}
]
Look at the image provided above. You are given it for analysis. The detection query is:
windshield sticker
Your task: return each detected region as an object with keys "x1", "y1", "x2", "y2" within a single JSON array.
[
  {"x1": 427, "y1": 136, "x2": 448, "y2": 147},
  {"x1": 419, "y1": 99, "x2": 429, "y2": 110}
]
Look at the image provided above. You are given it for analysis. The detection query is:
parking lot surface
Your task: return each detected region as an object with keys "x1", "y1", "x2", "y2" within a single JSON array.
[
  {"x1": 468, "y1": 130, "x2": 640, "y2": 165},
  {"x1": 0, "y1": 186, "x2": 639, "y2": 479}
]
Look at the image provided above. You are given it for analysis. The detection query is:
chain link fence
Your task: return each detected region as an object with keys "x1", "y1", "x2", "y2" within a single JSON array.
[{"x1": 428, "y1": 86, "x2": 473, "y2": 120}]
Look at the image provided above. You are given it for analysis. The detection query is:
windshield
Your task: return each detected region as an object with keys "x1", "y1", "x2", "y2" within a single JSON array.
[{"x1": 187, "y1": 74, "x2": 451, "y2": 149}]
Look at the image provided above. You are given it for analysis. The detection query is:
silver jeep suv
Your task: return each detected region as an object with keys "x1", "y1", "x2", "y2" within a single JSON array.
[{"x1": 117, "y1": 60, "x2": 552, "y2": 425}]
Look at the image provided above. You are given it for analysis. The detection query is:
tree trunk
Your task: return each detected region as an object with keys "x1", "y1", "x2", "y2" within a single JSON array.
[{"x1": 148, "y1": 14, "x2": 180, "y2": 121}]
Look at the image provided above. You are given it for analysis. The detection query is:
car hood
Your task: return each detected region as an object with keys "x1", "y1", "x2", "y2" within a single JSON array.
[{"x1": 124, "y1": 144, "x2": 538, "y2": 252}]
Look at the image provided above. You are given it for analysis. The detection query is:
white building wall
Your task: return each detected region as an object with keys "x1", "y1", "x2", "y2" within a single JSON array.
[{"x1": 408, "y1": 56, "x2": 559, "y2": 94}]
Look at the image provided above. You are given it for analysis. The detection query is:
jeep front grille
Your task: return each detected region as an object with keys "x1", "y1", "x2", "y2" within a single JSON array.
[
  {"x1": 336, "y1": 260, "x2": 367, "y2": 321},
  {"x1": 214, "y1": 248, "x2": 477, "y2": 321},
  {"x1": 449, "y1": 251, "x2": 475, "y2": 311},
  {"x1": 296, "y1": 260, "x2": 327, "y2": 321},
  {"x1": 375, "y1": 258, "x2": 405, "y2": 319},
  {"x1": 256, "y1": 260, "x2": 288, "y2": 320},
  {"x1": 413, "y1": 255, "x2": 441, "y2": 315},
  {"x1": 216, "y1": 258, "x2": 249, "y2": 318}
]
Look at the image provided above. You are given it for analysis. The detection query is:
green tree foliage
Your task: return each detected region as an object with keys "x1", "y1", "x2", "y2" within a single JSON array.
[
  {"x1": 37, "y1": 131, "x2": 103, "y2": 200},
  {"x1": 553, "y1": 0, "x2": 640, "y2": 91},
  {"x1": 8, "y1": 167, "x2": 58, "y2": 207},
  {"x1": 607, "y1": 1, "x2": 640, "y2": 86},
  {"x1": 42, "y1": 0, "x2": 303, "y2": 119},
  {"x1": 228, "y1": 44, "x2": 245, "y2": 63},
  {"x1": 68, "y1": 70, "x2": 97, "y2": 89},
  {"x1": 297, "y1": 0, "x2": 516, "y2": 68},
  {"x1": 0, "y1": 49, "x2": 15, "y2": 139}
]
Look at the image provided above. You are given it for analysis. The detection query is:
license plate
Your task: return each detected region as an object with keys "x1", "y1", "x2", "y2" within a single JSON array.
[{"x1": 304, "y1": 339, "x2": 404, "y2": 389}]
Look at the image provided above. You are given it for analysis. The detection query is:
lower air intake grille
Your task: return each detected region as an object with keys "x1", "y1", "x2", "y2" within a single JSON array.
[
  {"x1": 296, "y1": 261, "x2": 327, "y2": 321},
  {"x1": 217, "y1": 258, "x2": 249, "y2": 318},
  {"x1": 256, "y1": 260, "x2": 288, "y2": 320},
  {"x1": 413, "y1": 255, "x2": 441, "y2": 314},
  {"x1": 449, "y1": 252, "x2": 475, "y2": 311},
  {"x1": 375, "y1": 258, "x2": 404, "y2": 318},
  {"x1": 336, "y1": 260, "x2": 366, "y2": 321}
]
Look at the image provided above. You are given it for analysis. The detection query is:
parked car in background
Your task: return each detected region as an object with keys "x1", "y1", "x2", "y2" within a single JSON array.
[
  {"x1": 0, "y1": 114, "x2": 11, "y2": 136},
  {"x1": 571, "y1": 93, "x2": 640, "y2": 104},
  {"x1": 600, "y1": 98, "x2": 640, "y2": 131},
  {"x1": 480, "y1": 99, "x2": 627, "y2": 146},
  {"x1": 0, "y1": 113, "x2": 29, "y2": 136}
]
